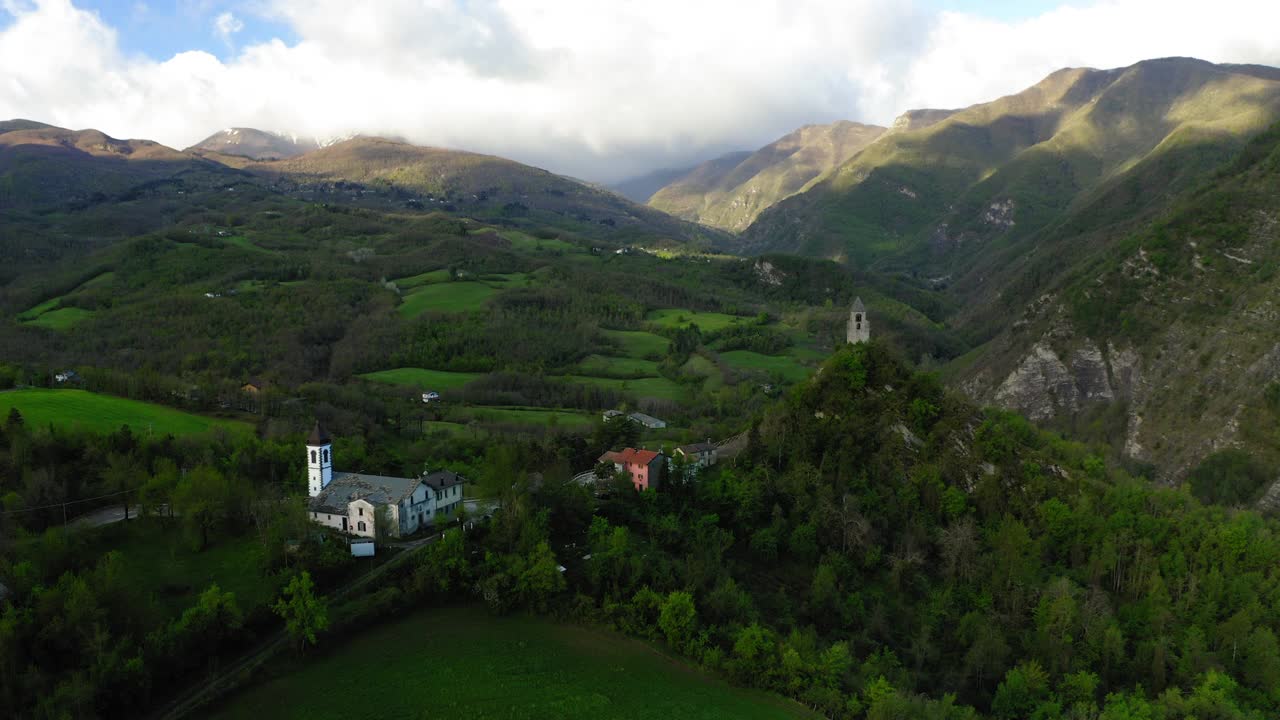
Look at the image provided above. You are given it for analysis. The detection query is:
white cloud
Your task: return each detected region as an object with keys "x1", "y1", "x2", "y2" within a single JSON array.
[
  {"x1": 213, "y1": 11, "x2": 243, "y2": 44},
  {"x1": 1, "y1": 0, "x2": 1280, "y2": 182}
]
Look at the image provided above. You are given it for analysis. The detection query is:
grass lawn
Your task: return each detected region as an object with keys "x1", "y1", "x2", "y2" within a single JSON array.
[
  {"x1": 24, "y1": 306, "x2": 94, "y2": 330},
  {"x1": 499, "y1": 229, "x2": 578, "y2": 253},
  {"x1": 360, "y1": 368, "x2": 482, "y2": 390},
  {"x1": 92, "y1": 518, "x2": 279, "y2": 617},
  {"x1": 567, "y1": 375, "x2": 685, "y2": 402},
  {"x1": 204, "y1": 606, "x2": 812, "y2": 720},
  {"x1": 720, "y1": 351, "x2": 812, "y2": 383},
  {"x1": 451, "y1": 406, "x2": 595, "y2": 428},
  {"x1": 398, "y1": 282, "x2": 499, "y2": 317},
  {"x1": 647, "y1": 309, "x2": 751, "y2": 332},
  {"x1": 577, "y1": 355, "x2": 661, "y2": 379},
  {"x1": 0, "y1": 389, "x2": 250, "y2": 436},
  {"x1": 602, "y1": 329, "x2": 669, "y2": 359},
  {"x1": 393, "y1": 269, "x2": 451, "y2": 289}
]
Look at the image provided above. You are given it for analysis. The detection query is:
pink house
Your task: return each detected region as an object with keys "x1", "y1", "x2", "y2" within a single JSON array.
[{"x1": 599, "y1": 447, "x2": 665, "y2": 491}]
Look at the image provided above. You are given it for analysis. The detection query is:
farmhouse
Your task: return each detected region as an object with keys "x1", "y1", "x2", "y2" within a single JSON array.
[
  {"x1": 599, "y1": 447, "x2": 665, "y2": 491},
  {"x1": 627, "y1": 412, "x2": 667, "y2": 429},
  {"x1": 675, "y1": 440, "x2": 717, "y2": 470},
  {"x1": 305, "y1": 422, "x2": 465, "y2": 539}
]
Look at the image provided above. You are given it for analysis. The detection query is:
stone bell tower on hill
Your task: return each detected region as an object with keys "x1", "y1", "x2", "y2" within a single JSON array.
[
  {"x1": 306, "y1": 420, "x2": 333, "y2": 498},
  {"x1": 846, "y1": 297, "x2": 870, "y2": 344}
]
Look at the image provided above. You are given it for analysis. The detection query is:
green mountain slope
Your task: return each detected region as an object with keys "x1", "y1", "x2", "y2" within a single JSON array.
[
  {"x1": 741, "y1": 58, "x2": 1280, "y2": 268},
  {"x1": 250, "y1": 136, "x2": 725, "y2": 245},
  {"x1": 954, "y1": 119, "x2": 1280, "y2": 491},
  {"x1": 648, "y1": 121, "x2": 885, "y2": 232}
]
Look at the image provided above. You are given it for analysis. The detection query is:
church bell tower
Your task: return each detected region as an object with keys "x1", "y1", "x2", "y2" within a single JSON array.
[
  {"x1": 846, "y1": 297, "x2": 870, "y2": 344},
  {"x1": 306, "y1": 421, "x2": 333, "y2": 497}
]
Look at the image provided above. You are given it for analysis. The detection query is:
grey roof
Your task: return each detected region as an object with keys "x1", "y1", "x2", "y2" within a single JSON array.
[
  {"x1": 851, "y1": 296, "x2": 866, "y2": 312},
  {"x1": 423, "y1": 469, "x2": 465, "y2": 490},
  {"x1": 678, "y1": 442, "x2": 716, "y2": 454},
  {"x1": 309, "y1": 471, "x2": 420, "y2": 513},
  {"x1": 628, "y1": 412, "x2": 665, "y2": 425}
]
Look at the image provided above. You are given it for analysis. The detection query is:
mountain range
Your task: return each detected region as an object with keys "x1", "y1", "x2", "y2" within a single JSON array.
[{"x1": 6, "y1": 55, "x2": 1280, "y2": 492}]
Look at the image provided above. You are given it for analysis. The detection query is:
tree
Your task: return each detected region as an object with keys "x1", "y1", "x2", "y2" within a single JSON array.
[
  {"x1": 273, "y1": 571, "x2": 329, "y2": 652},
  {"x1": 374, "y1": 504, "x2": 395, "y2": 543},
  {"x1": 172, "y1": 465, "x2": 232, "y2": 551},
  {"x1": 658, "y1": 591, "x2": 697, "y2": 652},
  {"x1": 101, "y1": 453, "x2": 142, "y2": 521}
]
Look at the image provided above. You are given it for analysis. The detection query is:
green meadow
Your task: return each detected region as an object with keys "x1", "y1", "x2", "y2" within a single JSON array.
[
  {"x1": 602, "y1": 329, "x2": 669, "y2": 359},
  {"x1": 398, "y1": 281, "x2": 499, "y2": 317},
  {"x1": 646, "y1": 309, "x2": 751, "y2": 332},
  {"x1": 203, "y1": 607, "x2": 811, "y2": 720},
  {"x1": 451, "y1": 406, "x2": 596, "y2": 428},
  {"x1": 360, "y1": 368, "x2": 482, "y2": 390},
  {"x1": 719, "y1": 351, "x2": 812, "y2": 383},
  {"x1": 0, "y1": 389, "x2": 249, "y2": 436},
  {"x1": 576, "y1": 355, "x2": 662, "y2": 379},
  {"x1": 566, "y1": 375, "x2": 685, "y2": 402}
]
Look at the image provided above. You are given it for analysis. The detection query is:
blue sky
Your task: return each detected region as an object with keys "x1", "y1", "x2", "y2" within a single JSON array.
[{"x1": 4, "y1": 1, "x2": 296, "y2": 60}]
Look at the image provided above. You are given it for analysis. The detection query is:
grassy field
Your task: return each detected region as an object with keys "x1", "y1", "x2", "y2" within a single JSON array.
[
  {"x1": 451, "y1": 406, "x2": 596, "y2": 428},
  {"x1": 398, "y1": 282, "x2": 499, "y2": 317},
  {"x1": 360, "y1": 368, "x2": 482, "y2": 390},
  {"x1": 577, "y1": 355, "x2": 661, "y2": 379},
  {"x1": 393, "y1": 269, "x2": 451, "y2": 289},
  {"x1": 204, "y1": 607, "x2": 812, "y2": 720},
  {"x1": 222, "y1": 235, "x2": 275, "y2": 254},
  {"x1": 602, "y1": 329, "x2": 669, "y2": 359},
  {"x1": 719, "y1": 351, "x2": 812, "y2": 383},
  {"x1": 24, "y1": 306, "x2": 94, "y2": 330},
  {"x1": 0, "y1": 389, "x2": 250, "y2": 436},
  {"x1": 567, "y1": 375, "x2": 685, "y2": 402},
  {"x1": 499, "y1": 229, "x2": 578, "y2": 253},
  {"x1": 92, "y1": 519, "x2": 279, "y2": 616},
  {"x1": 647, "y1": 309, "x2": 751, "y2": 332}
]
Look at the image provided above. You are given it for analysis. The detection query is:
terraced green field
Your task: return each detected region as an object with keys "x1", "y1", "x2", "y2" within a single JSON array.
[
  {"x1": 360, "y1": 368, "x2": 482, "y2": 390},
  {"x1": 498, "y1": 229, "x2": 578, "y2": 252},
  {"x1": 398, "y1": 282, "x2": 499, "y2": 317},
  {"x1": 452, "y1": 406, "x2": 595, "y2": 428},
  {"x1": 577, "y1": 355, "x2": 661, "y2": 378},
  {"x1": 0, "y1": 389, "x2": 250, "y2": 436},
  {"x1": 393, "y1": 269, "x2": 451, "y2": 289},
  {"x1": 204, "y1": 607, "x2": 811, "y2": 720},
  {"x1": 24, "y1": 306, "x2": 94, "y2": 330},
  {"x1": 567, "y1": 375, "x2": 685, "y2": 402},
  {"x1": 647, "y1": 309, "x2": 751, "y2": 332},
  {"x1": 719, "y1": 351, "x2": 811, "y2": 383},
  {"x1": 602, "y1": 329, "x2": 669, "y2": 359}
]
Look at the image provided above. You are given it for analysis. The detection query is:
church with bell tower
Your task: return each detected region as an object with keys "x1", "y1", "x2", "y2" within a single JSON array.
[
  {"x1": 306, "y1": 422, "x2": 334, "y2": 497},
  {"x1": 304, "y1": 420, "x2": 466, "y2": 540},
  {"x1": 846, "y1": 297, "x2": 870, "y2": 344}
]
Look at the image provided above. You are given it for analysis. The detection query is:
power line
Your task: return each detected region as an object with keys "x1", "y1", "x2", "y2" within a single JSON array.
[{"x1": 0, "y1": 488, "x2": 136, "y2": 515}]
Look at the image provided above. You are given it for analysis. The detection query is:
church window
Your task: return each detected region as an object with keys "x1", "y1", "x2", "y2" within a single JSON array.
[
  {"x1": 855, "y1": 313, "x2": 862, "y2": 322},
  {"x1": 323, "y1": 448, "x2": 329, "y2": 463},
  {"x1": 310, "y1": 450, "x2": 317, "y2": 463},
  {"x1": 856, "y1": 322, "x2": 862, "y2": 330}
]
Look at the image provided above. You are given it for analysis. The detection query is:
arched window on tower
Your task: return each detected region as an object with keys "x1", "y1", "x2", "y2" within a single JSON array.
[
  {"x1": 310, "y1": 450, "x2": 317, "y2": 464},
  {"x1": 323, "y1": 448, "x2": 329, "y2": 463}
]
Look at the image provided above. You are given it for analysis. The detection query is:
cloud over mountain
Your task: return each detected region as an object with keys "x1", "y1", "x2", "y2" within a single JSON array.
[{"x1": 2, "y1": 0, "x2": 1280, "y2": 182}]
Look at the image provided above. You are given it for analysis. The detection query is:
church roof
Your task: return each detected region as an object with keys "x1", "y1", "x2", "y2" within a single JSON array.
[
  {"x1": 307, "y1": 420, "x2": 332, "y2": 446},
  {"x1": 308, "y1": 471, "x2": 419, "y2": 513},
  {"x1": 851, "y1": 296, "x2": 866, "y2": 312}
]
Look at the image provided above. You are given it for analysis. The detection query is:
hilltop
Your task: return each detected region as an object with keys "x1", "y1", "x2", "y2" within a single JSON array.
[
  {"x1": 187, "y1": 128, "x2": 321, "y2": 160},
  {"x1": 648, "y1": 121, "x2": 886, "y2": 232}
]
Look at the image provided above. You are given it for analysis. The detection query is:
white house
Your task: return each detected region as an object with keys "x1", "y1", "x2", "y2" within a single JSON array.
[{"x1": 304, "y1": 422, "x2": 466, "y2": 540}]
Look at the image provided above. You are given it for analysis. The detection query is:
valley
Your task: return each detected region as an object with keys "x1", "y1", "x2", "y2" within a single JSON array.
[{"x1": 5, "y1": 39, "x2": 1280, "y2": 720}]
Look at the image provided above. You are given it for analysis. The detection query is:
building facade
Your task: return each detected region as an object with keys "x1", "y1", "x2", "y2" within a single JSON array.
[{"x1": 305, "y1": 422, "x2": 466, "y2": 539}]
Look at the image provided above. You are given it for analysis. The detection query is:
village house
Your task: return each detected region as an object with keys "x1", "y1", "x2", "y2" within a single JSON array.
[
  {"x1": 305, "y1": 422, "x2": 466, "y2": 539},
  {"x1": 598, "y1": 447, "x2": 665, "y2": 491},
  {"x1": 674, "y1": 440, "x2": 718, "y2": 470},
  {"x1": 627, "y1": 412, "x2": 667, "y2": 429}
]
